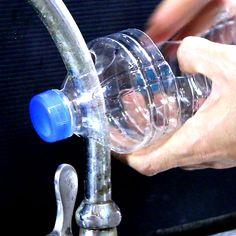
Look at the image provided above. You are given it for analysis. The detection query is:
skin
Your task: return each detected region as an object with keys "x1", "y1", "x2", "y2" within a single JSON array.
[
  {"x1": 146, "y1": 0, "x2": 236, "y2": 43},
  {"x1": 114, "y1": 0, "x2": 236, "y2": 175}
]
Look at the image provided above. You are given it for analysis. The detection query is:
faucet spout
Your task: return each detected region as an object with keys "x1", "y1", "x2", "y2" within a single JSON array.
[{"x1": 28, "y1": 0, "x2": 121, "y2": 234}]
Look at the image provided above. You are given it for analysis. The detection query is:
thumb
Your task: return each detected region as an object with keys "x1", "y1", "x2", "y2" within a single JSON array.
[{"x1": 177, "y1": 36, "x2": 236, "y2": 84}]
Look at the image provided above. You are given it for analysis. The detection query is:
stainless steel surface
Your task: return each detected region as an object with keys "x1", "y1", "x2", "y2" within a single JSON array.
[
  {"x1": 27, "y1": 0, "x2": 97, "y2": 78},
  {"x1": 76, "y1": 139, "x2": 121, "y2": 232},
  {"x1": 84, "y1": 139, "x2": 111, "y2": 203},
  {"x1": 28, "y1": 0, "x2": 121, "y2": 234},
  {"x1": 79, "y1": 228, "x2": 118, "y2": 236},
  {"x1": 210, "y1": 230, "x2": 236, "y2": 236},
  {"x1": 76, "y1": 200, "x2": 121, "y2": 229},
  {"x1": 47, "y1": 164, "x2": 78, "y2": 236}
]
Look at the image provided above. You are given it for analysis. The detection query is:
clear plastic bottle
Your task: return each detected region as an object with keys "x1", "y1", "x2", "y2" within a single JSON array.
[{"x1": 29, "y1": 18, "x2": 236, "y2": 154}]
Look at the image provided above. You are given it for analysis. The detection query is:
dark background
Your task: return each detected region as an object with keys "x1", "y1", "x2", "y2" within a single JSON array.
[{"x1": 1, "y1": 1, "x2": 236, "y2": 235}]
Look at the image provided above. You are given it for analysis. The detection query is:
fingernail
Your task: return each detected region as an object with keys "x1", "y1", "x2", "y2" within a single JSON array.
[
  {"x1": 177, "y1": 37, "x2": 196, "y2": 70},
  {"x1": 178, "y1": 37, "x2": 201, "y2": 56}
]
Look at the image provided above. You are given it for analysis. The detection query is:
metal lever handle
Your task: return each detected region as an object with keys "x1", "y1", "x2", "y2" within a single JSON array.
[{"x1": 47, "y1": 164, "x2": 78, "y2": 236}]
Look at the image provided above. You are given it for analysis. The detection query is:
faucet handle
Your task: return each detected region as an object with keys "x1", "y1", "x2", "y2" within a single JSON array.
[{"x1": 47, "y1": 163, "x2": 78, "y2": 236}]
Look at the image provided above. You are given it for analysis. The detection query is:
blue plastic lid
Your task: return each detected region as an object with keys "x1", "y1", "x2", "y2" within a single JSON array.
[{"x1": 29, "y1": 89, "x2": 73, "y2": 143}]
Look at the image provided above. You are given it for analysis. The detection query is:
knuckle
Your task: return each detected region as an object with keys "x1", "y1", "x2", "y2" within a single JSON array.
[
  {"x1": 140, "y1": 156, "x2": 173, "y2": 176},
  {"x1": 137, "y1": 161, "x2": 156, "y2": 176},
  {"x1": 196, "y1": 152, "x2": 207, "y2": 163},
  {"x1": 191, "y1": 147, "x2": 208, "y2": 164}
]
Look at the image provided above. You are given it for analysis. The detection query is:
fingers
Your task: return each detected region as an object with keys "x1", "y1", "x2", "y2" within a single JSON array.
[
  {"x1": 181, "y1": 160, "x2": 236, "y2": 170},
  {"x1": 113, "y1": 132, "x2": 176, "y2": 176},
  {"x1": 115, "y1": 110, "x2": 218, "y2": 176},
  {"x1": 146, "y1": 0, "x2": 213, "y2": 42},
  {"x1": 181, "y1": 165, "x2": 208, "y2": 171},
  {"x1": 180, "y1": 161, "x2": 227, "y2": 170},
  {"x1": 115, "y1": 4, "x2": 236, "y2": 176},
  {"x1": 172, "y1": 0, "x2": 227, "y2": 40},
  {"x1": 115, "y1": 99, "x2": 236, "y2": 176},
  {"x1": 177, "y1": 36, "x2": 236, "y2": 85}
]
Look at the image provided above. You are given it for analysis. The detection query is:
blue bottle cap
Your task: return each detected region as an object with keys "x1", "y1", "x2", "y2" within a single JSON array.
[{"x1": 29, "y1": 89, "x2": 73, "y2": 143}]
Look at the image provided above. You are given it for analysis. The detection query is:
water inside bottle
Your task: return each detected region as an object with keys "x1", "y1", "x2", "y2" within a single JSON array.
[{"x1": 85, "y1": 18, "x2": 236, "y2": 153}]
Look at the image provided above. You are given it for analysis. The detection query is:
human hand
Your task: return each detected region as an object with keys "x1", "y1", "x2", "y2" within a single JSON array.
[
  {"x1": 146, "y1": 0, "x2": 236, "y2": 43},
  {"x1": 115, "y1": 36, "x2": 236, "y2": 176}
]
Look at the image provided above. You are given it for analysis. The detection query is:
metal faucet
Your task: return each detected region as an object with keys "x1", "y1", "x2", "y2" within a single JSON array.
[{"x1": 27, "y1": 0, "x2": 121, "y2": 235}]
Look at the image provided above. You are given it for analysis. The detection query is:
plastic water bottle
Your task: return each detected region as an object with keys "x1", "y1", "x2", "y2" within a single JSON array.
[{"x1": 29, "y1": 19, "x2": 236, "y2": 154}]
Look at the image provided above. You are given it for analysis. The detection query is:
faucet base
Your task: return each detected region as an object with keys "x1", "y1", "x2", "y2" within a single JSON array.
[
  {"x1": 79, "y1": 228, "x2": 118, "y2": 236},
  {"x1": 76, "y1": 200, "x2": 121, "y2": 229}
]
